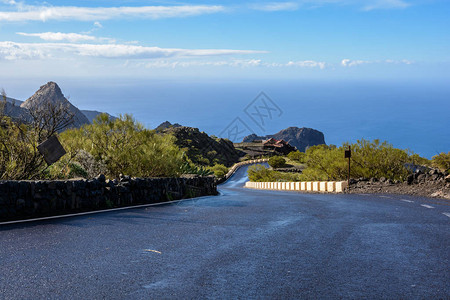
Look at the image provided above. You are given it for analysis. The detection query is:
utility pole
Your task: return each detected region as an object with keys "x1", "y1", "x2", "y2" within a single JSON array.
[{"x1": 345, "y1": 145, "x2": 351, "y2": 188}]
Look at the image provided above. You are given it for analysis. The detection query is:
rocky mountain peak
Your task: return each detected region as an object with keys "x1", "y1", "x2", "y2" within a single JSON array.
[
  {"x1": 20, "y1": 81, "x2": 90, "y2": 128},
  {"x1": 155, "y1": 121, "x2": 182, "y2": 132},
  {"x1": 21, "y1": 81, "x2": 65, "y2": 109}
]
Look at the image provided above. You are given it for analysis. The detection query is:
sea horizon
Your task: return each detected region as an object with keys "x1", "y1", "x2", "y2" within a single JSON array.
[{"x1": 3, "y1": 78, "x2": 449, "y2": 159}]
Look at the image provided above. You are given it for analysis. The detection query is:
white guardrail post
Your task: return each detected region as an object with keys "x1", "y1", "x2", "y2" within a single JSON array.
[
  {"x1": 240, "y1": 160, "x2": 348, "y2": 193},
  {"x1": 245, "y1": 180, "x2": 348, "y2": 193}
]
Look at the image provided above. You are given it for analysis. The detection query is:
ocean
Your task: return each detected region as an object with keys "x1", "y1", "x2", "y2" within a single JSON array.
[{"x1": 5, "y1": 78, "x2": 450, "y2": 159}]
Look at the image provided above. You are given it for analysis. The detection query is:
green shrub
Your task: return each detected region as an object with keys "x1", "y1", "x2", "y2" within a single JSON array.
[
  {"x1": 287, "y1": 151, "x2": 306, "y2": 163},
  {"x1": 0, "y1": 117, "x2": 46, "y2": 180},
  {"x1": 299, "y1": 139, "x2": 413, "y2": 181},
  {"x1": 247, "y1": 139, "x2": 430, "y2": 182},
  {"x1": 432, "y1": 152, "x2": 450, "y2": 173},
  {"x1": 268, "y1": 156, "x2": 286, "y2": 168},
  {"x1": 248, "y1": 164, "x2": 302, "y2": 182},
  {"x1": 248, "y1": 164, "x2": 276, "y2": 182},
  {"x1": 46, "y1": 160, "x2": 88, "y2": 179},
  {"x1": 180, "y1": 162, "x2": 214, "y2": 176},
  {"x1": 208, "y1": 164, "x2": 228, "y2": 178},
  {"x1": 408, "y1": 153, "x2": 431, "y2": 167},
  {"x1": 60, "y1": 114, "x2": 184, "y2": 178}
]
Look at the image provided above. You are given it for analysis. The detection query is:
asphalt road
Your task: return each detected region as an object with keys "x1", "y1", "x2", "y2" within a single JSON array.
[{"x1": 1, "y1": 164, "x2": 449, "y2": 299}]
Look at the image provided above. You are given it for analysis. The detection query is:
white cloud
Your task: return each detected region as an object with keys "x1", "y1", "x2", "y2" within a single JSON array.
[
  {"x1": 140, "y1": 59, "x2": 328, "y2": 69},
  {"x1": 250, "y1": 0, "x2": 412, "y2": 11},
  {"x1": 17, "y1": 32, "x2": 116, "y2": 43},
  {"x1": 1, "y1": 0, "x2": 17, "y2": 4},
  {"x1": 286, "y1": 60, "x2": 326, "y2": 69},
  {"x1": 341, "y1": 58, "x2": 370, "y2": 67},
  {"x1": 18, "y1": 32, "x2": 92, "y2": 42},
  {"x1": 252, "y1": 2, "x2": 299, "y2": 12},
  {"x1": 363, "y1": 0, "x2": 410, "y2": 11},
  {"x1": 0, "y1": 41, "x2": 266, "y2": 60},
  {"x1": 142, "y1": 59, "x2": 263, "y2": 68},
  {"x1": 0, "y1": 4, "x2": 225, "y2": 22},
  {"x1": 341, "y1": 58, "x2": 414, "y2": 67}
]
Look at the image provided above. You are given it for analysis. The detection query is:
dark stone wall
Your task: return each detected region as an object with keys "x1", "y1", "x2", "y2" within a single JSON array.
[{"x1": 0, "y1": 175, "x2": 217, "y2": 222}]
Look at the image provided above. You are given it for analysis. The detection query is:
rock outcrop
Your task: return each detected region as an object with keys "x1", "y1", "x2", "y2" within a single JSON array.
[
  {"x1": 243, "y1": 127, "x2": 326, "y2": 152},
  {"x1": 155, "y1": 121, "x2": 182, "y2": 132},
  {"x1": 20, "y1": 82, "x2": 90, "y2": 128},
  {"x1": 347, "y1": 169, "x2": 450, "y2": 200},
  {"x1": 162, "y1": 126, "x2": 244, "y2": 167}
]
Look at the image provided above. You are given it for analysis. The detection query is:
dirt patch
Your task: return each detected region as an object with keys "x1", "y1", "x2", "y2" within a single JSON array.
[{"x1": 346, "y1": 170, "x2": 450, "y2": 200}]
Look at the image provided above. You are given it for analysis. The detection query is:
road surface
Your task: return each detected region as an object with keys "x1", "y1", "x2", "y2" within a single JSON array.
[{"x1": 1, "y1": 164, "x2": 449, "y2": 299}]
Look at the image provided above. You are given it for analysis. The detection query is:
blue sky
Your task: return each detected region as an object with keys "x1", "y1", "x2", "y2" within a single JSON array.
[{"x1": 0, "y1": 0, "x2": 449, "y2": 82}]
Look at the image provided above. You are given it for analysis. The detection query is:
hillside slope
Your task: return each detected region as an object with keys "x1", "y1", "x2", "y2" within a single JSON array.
[{"x1": 163, "y1": 126, "x2": 244, "y2": 167}]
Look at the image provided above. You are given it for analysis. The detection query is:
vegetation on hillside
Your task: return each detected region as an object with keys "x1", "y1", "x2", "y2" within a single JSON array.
[
  {"x1": 287, "y1": 151, "x2": 307, "y2": 163},
  {"x1": 248, "y1": 164, "x2": 302, "y2": 182},
  {"x1": 162, "y1": 126, "x2": 241, "y2": 168},
  {"x1": 432, "y1": 152, "x2": 450, "y2": 173},
  {"x1": 268, "y1": 156, "x2": 286, "y2": 168},
  {"x1": 0, "y1": 97, "x2": 190, "y2": 180},
  {"x1": 55, "y1": 114, "x2": 186, "y2": 179},
  {"x1": 249, "y1": 139, "x2": 435, "y2": 182},
  {"x1": 0, "y1": 91, "x2": 75, "y2": 180},
  {"x1": 2, "y1": 89, "x2": 445, "y2": 182},
  {"x1": 208, "y1": 164, "x2": 229, "y2": 179}
]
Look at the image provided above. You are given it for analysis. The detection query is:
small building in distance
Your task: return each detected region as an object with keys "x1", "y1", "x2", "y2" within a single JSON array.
[
  {"x1": 262, "y1": 138, "x2": 297, "y2": 155},
  {"x1": 234, "y1": 138, "x2": 296, "y2": 158}
]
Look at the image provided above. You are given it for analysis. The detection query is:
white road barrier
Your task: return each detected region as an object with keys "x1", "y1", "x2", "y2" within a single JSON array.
[
  {"x1": 245, "y1": 180, "x2": 348, "y2": 193},
  {"x1": 224, "y1": 159, "x2": 269, "y2": 181}
]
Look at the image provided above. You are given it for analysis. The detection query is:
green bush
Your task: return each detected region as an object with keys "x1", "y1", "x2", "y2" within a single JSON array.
[
  {"x1": 268, "y1": 156, "x2": 286, "y2": 168},
  {"x1": 0, "y1": 117, "x2": 46, "y2": 180},
  {"x1": 180, "y1": 161, "x2": 214, "y2": 176},
  {"x1": 248, "y1": 164, "x2": 276, "y2": 182},
  {"x1": 298, "y1": 139, "x2": 414, "y2": 181},
  {"x1": 248, "y1": 164, "x2": 302, "y2": 182},
  {"x1": 208, "y1": 164, "x2": 228, "y2": 178},
  {"x1": 60, "y1": 114, "x2": 185, "y2": 178},
  {"x1": 247, "y1": 139, "x2": 431, "y2": 183},
  {"x1": 407, "y1": 153, "x2": 431, "y2": 167},
  {"x1": 45, "y1": 160, "x2": 88, "y2": 179},
  {"x1": 287, "y1": 151, "x2": 306, "y2": 163},
  {"x1": 432, "y1": 152, "x2": 450, "y2": 173}
]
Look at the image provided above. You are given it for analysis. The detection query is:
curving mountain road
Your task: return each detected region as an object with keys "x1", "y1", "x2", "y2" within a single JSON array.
[{"x1": 1, "y1": 164, "x2": 449, "y2": 299}]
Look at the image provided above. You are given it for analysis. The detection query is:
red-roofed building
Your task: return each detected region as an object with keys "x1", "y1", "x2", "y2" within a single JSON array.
[{"x1": 262, "y1": 138, "x2": 296, "y2": 154}]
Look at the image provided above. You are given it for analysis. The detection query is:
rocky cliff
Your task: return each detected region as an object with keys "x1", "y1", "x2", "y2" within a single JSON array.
[
  {"x1": 243, "y1": 127, "x2": 326, "y2": 152},
  {"x1": 162, "y1": 126, "x2": 243, "y2": 167},
  {"x1": 20, "y1": 82, "x2": 90, "y2": 128},
  {"x1": 155, "y1": 121, "x2": 182, "y2": 132}
]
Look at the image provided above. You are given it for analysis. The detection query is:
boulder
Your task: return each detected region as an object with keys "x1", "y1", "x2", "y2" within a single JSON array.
[
  {"x1": 445, "y1": 175, "x2": 450, "y2": 183},
  {"x1": 407, "y1": 174, "x2": 414, "y2": 185},
  {"x1": 96, "y1": 174, "x2": 106, "y2": 183}
]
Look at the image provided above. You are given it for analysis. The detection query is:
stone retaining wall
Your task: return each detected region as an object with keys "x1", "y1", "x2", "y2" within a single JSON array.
[
  {"x1": 0, "y1": 175, "x2": 217, "y2": 222},
  {"x1": 245, "y1": 181, "x2": 348, "y2": 193}
]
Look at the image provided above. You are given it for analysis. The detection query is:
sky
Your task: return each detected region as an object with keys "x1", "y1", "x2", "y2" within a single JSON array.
[
  {"x1": 0, "y1": 0, "x2": 449, "y2": 158},
  {"x1": 0, "y1": 0, "x2": 449, "y2": 82}
]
